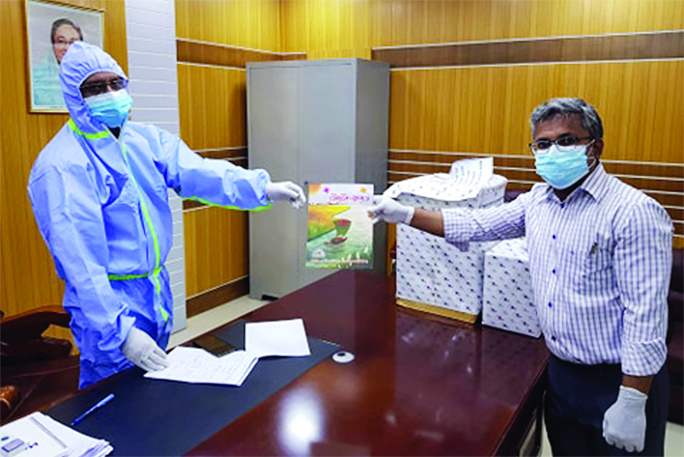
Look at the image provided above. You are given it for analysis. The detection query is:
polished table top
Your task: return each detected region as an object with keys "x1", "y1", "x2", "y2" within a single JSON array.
[{"x1": 187, "y1": 270, "x2": 549, "y2": 456}]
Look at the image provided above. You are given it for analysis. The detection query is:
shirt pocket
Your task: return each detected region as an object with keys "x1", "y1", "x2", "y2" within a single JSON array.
[{"x1": 574, "y1": 235, "x2": 614, "y2": 290}]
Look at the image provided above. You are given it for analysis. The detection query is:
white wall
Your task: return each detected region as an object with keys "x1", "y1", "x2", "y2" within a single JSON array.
[{"x1": 125, "y1": 0, "x2": 186, "y2": 332}]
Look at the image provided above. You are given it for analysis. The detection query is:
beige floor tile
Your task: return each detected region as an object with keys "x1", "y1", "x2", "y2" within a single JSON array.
[{"x1": 168, "y1": 295, "x2": 269, "y2": 349}]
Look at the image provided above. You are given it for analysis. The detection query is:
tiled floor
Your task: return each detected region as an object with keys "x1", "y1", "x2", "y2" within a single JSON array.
[
  {"x1": 173, "y1": 294, "x2": 684, "y2": 456},
  {"x1": 168, "y1": 294, "x2": 269, "y2": 350}
]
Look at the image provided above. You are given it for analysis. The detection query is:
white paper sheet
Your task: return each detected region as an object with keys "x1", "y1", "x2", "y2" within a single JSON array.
[
  {"x1": 144, "y1": 346, "x2": 258, "y2": 386},
  {"x1": 245, "y1": 318, "x2": 311, "y2": 358},
  {"x1": 0, "y1": 412, "x2": 112, "y2": 457},
  {"x1": 449, "y1": 157, "x2": 494, "y2": 195},
  {"x1": 384, "y1": 157, "x2": 494, "y2": 202}
]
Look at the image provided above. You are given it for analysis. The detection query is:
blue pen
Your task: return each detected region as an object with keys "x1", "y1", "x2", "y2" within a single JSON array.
[{"x1": 71, "y1": 393, "x2": 115, "y2": 426}]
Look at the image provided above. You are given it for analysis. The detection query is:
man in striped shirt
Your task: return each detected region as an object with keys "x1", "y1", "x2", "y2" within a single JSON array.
[{"x1": 370, "y1": 98, "x2": 672, "y2": 456}]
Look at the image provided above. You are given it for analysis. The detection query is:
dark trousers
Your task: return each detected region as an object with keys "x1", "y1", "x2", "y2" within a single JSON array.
[{"x1": 545, "y1": 354, "x2": 669, "y2": 457}]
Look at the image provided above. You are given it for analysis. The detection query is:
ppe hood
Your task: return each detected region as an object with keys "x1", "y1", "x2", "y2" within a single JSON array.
[{"x1": 60, "y1": 41, "x2": 128, "y2": 134}]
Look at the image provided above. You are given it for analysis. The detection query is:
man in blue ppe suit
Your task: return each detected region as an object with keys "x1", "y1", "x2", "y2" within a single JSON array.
[{"x1": 28, "y1": 41, "x2": 306, "y2": 388}]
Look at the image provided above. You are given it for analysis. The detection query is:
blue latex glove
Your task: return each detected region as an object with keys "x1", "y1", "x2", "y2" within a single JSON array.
[{"x1": 603, "y1": 385, "x2": 648, "y2": 453}]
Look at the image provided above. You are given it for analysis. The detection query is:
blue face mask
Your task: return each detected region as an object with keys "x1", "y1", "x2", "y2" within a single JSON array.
[
  {"x1": 84, "y1": 90, "x2": 133, "y2": 128},
  {"x1": 535, "y1": 144, "x2": 593, "y2": 190}
]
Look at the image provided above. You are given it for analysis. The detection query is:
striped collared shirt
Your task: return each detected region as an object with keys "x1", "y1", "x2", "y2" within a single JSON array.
[{"x1": 443, "y1": 164, "x2": 673, "y2": 376}]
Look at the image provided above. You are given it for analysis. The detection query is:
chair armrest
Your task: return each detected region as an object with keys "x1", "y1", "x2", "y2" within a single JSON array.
[{"x1": 1, "y1": 305, "x2": 70, "y2": 344}]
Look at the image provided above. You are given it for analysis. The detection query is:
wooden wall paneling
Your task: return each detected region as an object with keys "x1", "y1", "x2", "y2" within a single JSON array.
[
  {"x1": 281, "y1": 0, "x2": 371, "y2": 58},
  {"x1": 176, "y1": 0, "x2": 281, "y2": 51},
  {"x1": 389, "y1": 61, "x2": 683, "y2": 164},
  {"x1": 1, "y1": 0, "x2": 127, "y2": 341},
  {"x1": 206, "y1": 68, "x2": 220, "y2": 149},
  {"x1": 194, "y1": 207, "x2": 209, "y2": 296},
  {"x1": 387, "y1": 69, "x2": 405, "y2": 152},
  {"x1": 175, "y1": 0, "x2": 684, "y2": 303},
  {"x1": 372, "y1": 31, "x2": 684, "y2": 68},
  {"x1": 176, "y1": 39, "x2": 304, "y2": 68},
  {"x1": 176, "y1": 0, "x2": 287, "y2": 312},
  {"x1": 652, "y1": 60, "x2": 680, "y2": 162},
  {"x1": 190, "y1": 64, "x2": 203, "y2": 147},
  {"x1": 364, "y1": 0, "x2": 684, "y2": 47},
  {"x1": 233, "y1": 211, "x2": 248, "y2": 283},
  {"x1": 232, "y1": 71, "x2": 247, "y2": 146},
  {"x1": 281, "y1": 1, "x2": 682, "y2": 250},
  {"x1": 670, "y1": 208, "x2": 684, "y2": 224},
  {"x1": 182, "y1": 208, "x2": 249, "y2": 299},
  {"x1": 182, "y1": 210, "x2": 198, "y2": 298},
  {"x1": 280, "y1": 0, "x2": 305, "y2": 52},
  {"x1": 202, "y1": 204, "x2": 215, "y2": 290},
  {"x1": 178, "y1": 64, "x2": 247, "y2": 150},
  {"x1": 282, "y1": 1, "x2": 683, "y2": 57},
  {"x1": 177, "y1": 59, "x2": 253, "y2": 301}
]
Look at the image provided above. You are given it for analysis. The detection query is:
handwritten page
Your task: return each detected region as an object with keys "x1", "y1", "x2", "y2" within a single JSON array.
[
  {"x1": 144, "y1": 347, "x2": 258, "y2": 386},
  {"x1": 245, "y1": 319, "x2": 311, "y2": 359}
]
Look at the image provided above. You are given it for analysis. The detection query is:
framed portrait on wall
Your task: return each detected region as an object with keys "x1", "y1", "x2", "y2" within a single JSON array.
[{"x1": 25, "y1": 0, "x2": 104, "y2": 113}]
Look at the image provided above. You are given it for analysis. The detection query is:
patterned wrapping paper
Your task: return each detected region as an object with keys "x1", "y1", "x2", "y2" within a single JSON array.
[
  {"x1": 482, "y1": 238, "x2": 542, "y2": 338},
  {"x1": 394, "y1": 175, "x2": 507, "y2": 319}
]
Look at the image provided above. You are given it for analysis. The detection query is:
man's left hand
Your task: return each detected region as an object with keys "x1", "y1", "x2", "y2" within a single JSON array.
[
  {"x1": 266, "y1": 181, "x2": 306, "y2": 208},
  {"x1": 603, "y1": 385, "x2": 648, "y2": 453}
]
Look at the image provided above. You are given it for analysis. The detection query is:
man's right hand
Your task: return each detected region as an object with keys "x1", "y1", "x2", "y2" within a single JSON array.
[
  {"x1": 265, "y1": 181, "x2": 306, "y2": 208},
  {"x1": 368, "y1": 195, "x2": 415, "y2": 225},
  {"x1": 121, "y1": 327, "x2": 169, "y2": 372}
]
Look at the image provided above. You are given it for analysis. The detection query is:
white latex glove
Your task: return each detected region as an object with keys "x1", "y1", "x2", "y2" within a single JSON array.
[
  {"x1": 266, "y1": 181, "x2": 306, "y2": 209},
  {"x1": 603, "y1": 386, "x2": 648, "y2": 453},
  {"x1": 367, "y1": 195, "x2": 415, "y2": 225},
  {"x1": 121, "y1": 327, "x2": 169, "y2": 372}
]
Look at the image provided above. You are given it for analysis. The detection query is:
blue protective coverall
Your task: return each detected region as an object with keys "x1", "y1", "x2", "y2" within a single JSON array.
[{"x1": 28, "y1": 41, "x2": 272, "y2": 388}]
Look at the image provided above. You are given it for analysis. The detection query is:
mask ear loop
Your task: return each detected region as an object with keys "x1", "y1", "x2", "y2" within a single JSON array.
[{"x1": 586, "y1": 139, "x2": 599, "y2": 170}]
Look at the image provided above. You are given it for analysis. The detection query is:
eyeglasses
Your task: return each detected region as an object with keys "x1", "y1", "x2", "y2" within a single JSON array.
[
  {"x1": 80, "y1": 78, "x2": 128, "y2": 97},
  {"x1": 529, "y1": 136, "x2": 594, "y2": 155}
]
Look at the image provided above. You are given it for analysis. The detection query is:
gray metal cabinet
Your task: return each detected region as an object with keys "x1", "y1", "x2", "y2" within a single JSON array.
[{"x1": 247, "y1": 59, "x2": 389, "y2": 299}]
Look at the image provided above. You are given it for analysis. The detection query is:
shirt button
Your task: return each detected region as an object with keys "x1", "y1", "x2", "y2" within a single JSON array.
[
  {"x1": 551, "y1": 335, "x2": 557, "y2": 341},
  {"x1": 548, "y1": 302, "x2": 552, "y2": 308},
  {"x1": 552, "y1": 234, "x2": 557, "y2": 240},
  {"x1": 552, "y1": 269, "x2": 556, "y2": 275}
]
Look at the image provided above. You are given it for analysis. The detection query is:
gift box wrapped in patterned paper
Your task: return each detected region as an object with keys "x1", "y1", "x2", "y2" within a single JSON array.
[
  {"x1": 390, "y1": 173, "x2": 508, "y2": 323},
  {"x1": 482, "y1": 238, "x2": 541, "y2": 337}
]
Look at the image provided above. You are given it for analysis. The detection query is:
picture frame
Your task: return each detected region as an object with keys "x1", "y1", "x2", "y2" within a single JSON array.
[{"x1": 25, "y1": 0, "x2": 104, "y2": 113}]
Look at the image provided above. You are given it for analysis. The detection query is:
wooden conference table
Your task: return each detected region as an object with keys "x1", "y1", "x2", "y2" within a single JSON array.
[
  {"x1": 49, "y1": 270, "x2": 550, "y2": 456},
  {"x1": 191, "y1": 270, "x2": 549, "y2": 456}
]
